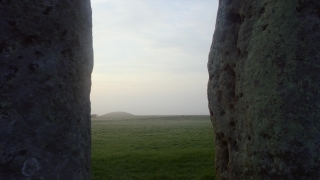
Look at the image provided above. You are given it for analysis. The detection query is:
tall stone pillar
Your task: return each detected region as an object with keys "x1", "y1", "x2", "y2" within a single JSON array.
[
  {"x1": 0, "y1": 1, "x2": 93, "y2": 179},
  {"x1": 208, "y1": 1, "x2": 320, "y2": 179}
]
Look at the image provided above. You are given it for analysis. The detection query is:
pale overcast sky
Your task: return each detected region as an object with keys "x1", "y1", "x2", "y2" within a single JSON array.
[{"x1": 90, "y1": 0, "x2": 219, "y2": 115}]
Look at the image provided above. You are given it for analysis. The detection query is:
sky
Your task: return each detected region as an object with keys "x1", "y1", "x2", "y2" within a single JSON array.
[{"x1": 90, "y1": 0, "x2": 219, "y2": 115}]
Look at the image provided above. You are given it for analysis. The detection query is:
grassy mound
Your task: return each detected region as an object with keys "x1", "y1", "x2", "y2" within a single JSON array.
[{"x1": 101, "y1": 111, "x2": 134, "y2": 117}]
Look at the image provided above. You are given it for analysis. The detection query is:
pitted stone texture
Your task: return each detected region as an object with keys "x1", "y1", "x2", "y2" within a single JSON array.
[
  {"x1": 208, "y1": 0, "x2": 320, "y2": 179},
  {"x1": 0, "y1": 1, "x2": 93, "y2": 179}
]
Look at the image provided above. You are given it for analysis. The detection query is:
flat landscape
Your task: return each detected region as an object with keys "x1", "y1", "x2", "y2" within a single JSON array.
[{"x1": 91, "y1": 115, "x2": 215, "y2": 180}]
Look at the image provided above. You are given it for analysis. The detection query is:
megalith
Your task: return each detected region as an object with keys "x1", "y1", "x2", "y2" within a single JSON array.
[
  {"x1": 208, "y1": 1, "x2": 320, "y2": 179},
  {"x1": 0, "y1": 1, "x2": 93, "y2": 179}
]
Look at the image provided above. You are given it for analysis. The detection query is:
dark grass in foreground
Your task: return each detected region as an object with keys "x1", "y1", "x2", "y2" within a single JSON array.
[{"x1": 91, "y1": 115, "x2": 215, "y2": 180}]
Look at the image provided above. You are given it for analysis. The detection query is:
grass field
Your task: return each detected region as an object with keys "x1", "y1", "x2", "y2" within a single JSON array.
[{"x1": 91, "y1": 115, "x2": 215, "y2": 180}]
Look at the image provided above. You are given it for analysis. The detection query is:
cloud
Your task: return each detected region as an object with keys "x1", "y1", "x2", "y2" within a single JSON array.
[{"x1": 90, "y1": 0, "x2": 218, "y2": 115}]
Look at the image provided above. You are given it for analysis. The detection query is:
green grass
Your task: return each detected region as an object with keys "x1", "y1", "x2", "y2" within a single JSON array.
[{"x1": 91, "y1": 115, "x2": 215, "y2": 180}]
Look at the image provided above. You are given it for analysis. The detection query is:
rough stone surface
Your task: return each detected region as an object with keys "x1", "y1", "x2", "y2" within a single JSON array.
[
  {"x1": 208, "y1": 0, "x2": 320, "y2": 179},
  {"x1": 0, "y1": 1, "x2": 93, "y2": 179}
]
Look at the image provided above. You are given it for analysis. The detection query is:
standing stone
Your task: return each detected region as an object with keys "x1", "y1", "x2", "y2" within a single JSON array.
[
  {"x1": 208, "y1": 0, "x2": 320, "y2": 179},
  {"x1": 0, "y1": 1, "x2": 93, "y2": 179}
]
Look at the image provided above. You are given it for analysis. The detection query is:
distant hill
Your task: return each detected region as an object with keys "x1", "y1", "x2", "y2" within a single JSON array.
[{"x1": 101, "y1": 111, "x2": 134, "y2": 117}]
